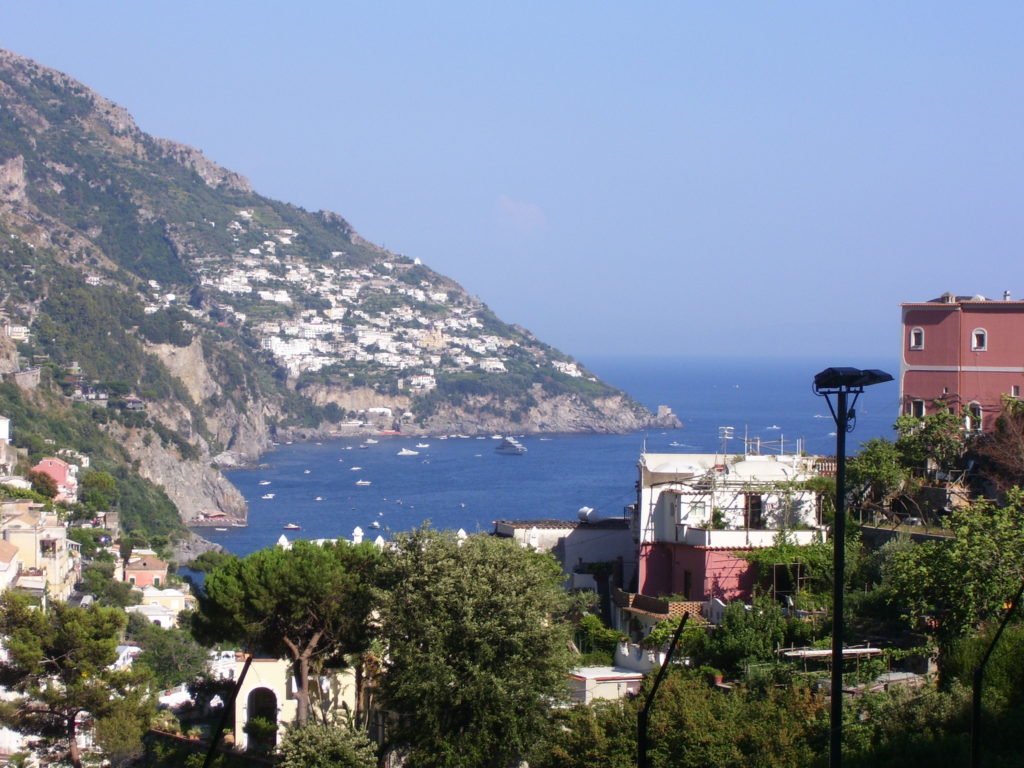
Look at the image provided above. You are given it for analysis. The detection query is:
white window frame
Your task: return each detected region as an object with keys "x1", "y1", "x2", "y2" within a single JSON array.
[
  {"x1": 911, "y1": 399, "x2": 926, "y2": 418},
  {"x1": 909, "y1": 327, "x2": 924, "y2": 350},
  {"x1": 971, "y1": 328, "x2": 988, "y2": 351}
]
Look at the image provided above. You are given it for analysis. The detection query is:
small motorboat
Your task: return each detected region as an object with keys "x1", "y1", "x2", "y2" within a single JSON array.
[
  {"x1": 356, "y1": 480, "x2": 372, "y2": 486},
  {"x1": 261, "y1": 493, "x2": 275, "y2": 499},
  {"x1": 397, "y1": 448, "x2": 419, "y2": 456},
  {"x1": 283, "y1": 523, "x2": 301, "y2": 530}
]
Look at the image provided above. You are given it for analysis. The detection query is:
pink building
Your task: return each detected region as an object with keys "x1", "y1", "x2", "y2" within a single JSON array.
[
  {"x1": 901, "y1": 292, "x2": 1024, "y2": 432},
  {"x1": 30, "y1": 457, "x2": 78, "y2": 503},
  {"x1": 123, "y1": 554, "x2": 168, "y2": 588}
]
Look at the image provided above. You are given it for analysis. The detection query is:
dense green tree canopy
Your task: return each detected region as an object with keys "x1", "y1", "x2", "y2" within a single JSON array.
[
  {"x1": 374, "y1": 527, "x2": 574, "y2": 768},
  {"x1": 883, "y1": 489, "x2": 1024, "y2": 648},
  {"x1": 895, "y1": 407, "x2": 964, "y2": 471},
  {"x1": 194, "y1": 538, "x2": 381, "y2": 724},
  {"x1": 0, "y1": 595, "x2": 150, "y2": 768}
]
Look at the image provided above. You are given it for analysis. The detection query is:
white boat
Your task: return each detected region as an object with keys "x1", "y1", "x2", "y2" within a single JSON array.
[
  {"x1": 258, "y1": 480, "x2": 271, "y2": 486},
  {"x1": 214, "y1": 527, "x2": 228, "y2": 531},
  {"x1": 350, "y1": 466, "x2": 362, "y2": 471},
  {"x1": 491, "y1": 434, "x2": 503, "y2": 440},
  {"x1": 314, "y1": 496, "x2": 323, "y2": 501},
  {"x1": 303, "y1": 469, "x2": 311, "y2": 474},
  {"x1": 397, "y1": 448, "x2": 419, "y2": 456},
  {"x1": 261, "y1": 493, "x2": 275, "y2": 499},
  {"x1": 495, "y1": 437, "x2": 527, "y2": 455},
  {"x1": 283, "y1": 523, "x2": 300, "y2": 530},
  {"x1": 369, "y1": 521, "x2": 381, "y2": 529},
  {"x1": 356, "y1": 480, "x2": 372, "y2": 486},
  {"x1": 365, "y1": 438, "x2": 379, "y2": 444},
  {"x1": 416, "y1": 443, "x2": 430, "y2": 448}
]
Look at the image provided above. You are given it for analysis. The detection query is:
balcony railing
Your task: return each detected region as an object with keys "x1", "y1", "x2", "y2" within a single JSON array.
[{"x1": 676, "y1": 526, "x2": 824, "y2": 548}]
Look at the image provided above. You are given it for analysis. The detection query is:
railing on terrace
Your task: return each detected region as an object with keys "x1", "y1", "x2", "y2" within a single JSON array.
[{"x1": 677, "y1": 526, "x2": 825, "y2": 548}]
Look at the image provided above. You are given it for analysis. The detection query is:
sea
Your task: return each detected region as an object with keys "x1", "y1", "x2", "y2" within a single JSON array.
[{"x1": 201, "y1": 355, "x2": 901, "y2": 558}]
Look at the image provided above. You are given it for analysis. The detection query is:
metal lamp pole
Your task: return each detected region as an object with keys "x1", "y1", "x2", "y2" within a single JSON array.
[{"x1": 813, "y1": 367, "x2": 892, "y2": 768}]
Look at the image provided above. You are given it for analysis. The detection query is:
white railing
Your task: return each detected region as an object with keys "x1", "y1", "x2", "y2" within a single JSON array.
[{"x1": 677, "y1": 526, "x2": 824, "y2": 548}]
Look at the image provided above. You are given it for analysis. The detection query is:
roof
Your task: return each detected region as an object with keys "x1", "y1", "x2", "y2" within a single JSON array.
[
  {"x1": 569, "y1": 666, "x2": 644, "y2": 681},
  {"x1": 0, "y1": 540, "x2": 19, "y2": 563},
  {"x1": 126, "y1": 556, "x2": 168, "y2": 571},
  {"x1": 494, "y1": 519, "x2": 579, "y2": 530},
  {"x1": 492, "y1": 518, "x2": 629, "y2": 531}
]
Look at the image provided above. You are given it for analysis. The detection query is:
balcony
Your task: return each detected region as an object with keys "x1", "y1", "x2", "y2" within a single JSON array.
[{"x1": 676, "y1": 526, "x2": 825, "y2": 548}]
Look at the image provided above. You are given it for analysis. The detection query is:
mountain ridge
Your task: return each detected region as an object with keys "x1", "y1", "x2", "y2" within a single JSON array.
[{"x1": 0, "y1": 48, "x2": 679, "y2": 538}]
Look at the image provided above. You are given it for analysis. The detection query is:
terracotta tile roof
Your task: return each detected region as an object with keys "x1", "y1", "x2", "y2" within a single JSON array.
[{"x1": 126, "y1": 556, "x2": 168, "y2": 572}]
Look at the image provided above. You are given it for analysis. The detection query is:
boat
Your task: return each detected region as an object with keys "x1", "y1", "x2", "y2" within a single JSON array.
[
  {"x1": 350, "y1": 466, "x2": 362, "y2": 471},
  {"x1": 303, "y1": 469, "x2": 311, "y2": 474},
  {"x1": 261, "y1": 493, "x2": 275, "y2": 499},
  {"x1": 416, "y1": 443, "x2": 430, "y2": 448},
  {"x1": 495, "y1": 437, "x2": 527, "y2": 455},
  {"x1": 365, "y1": 438, "x2": 379, "y2": 444},
  {"x1": 397, "y1": 448, "x2": 419, "y2": 456},
  {"x1": 214, "y1": 527, "x2": 228, "y2": 531},
  {"x1": 258, "y1": 480, "x2": 271, "y2": 486},
  {"x1": 356, "y1": 480, "x2": 372, "y2": 486},
  {"x1": 370, "y1": 521, "x2": 381, "y2": 529},
  {"x1": 314, "y1": 496, "x2": 323, "y2": 501},
  {"x1": 283, "y1": 523, "x2": 301, "y2": 530}
]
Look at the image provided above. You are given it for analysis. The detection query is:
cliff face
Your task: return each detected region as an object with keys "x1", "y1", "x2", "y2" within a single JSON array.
[{"x1": 112, "y1": 423, "x2": 247, "y2": 524}]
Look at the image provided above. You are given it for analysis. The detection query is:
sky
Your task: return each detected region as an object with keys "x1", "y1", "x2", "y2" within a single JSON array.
[{"x1": 1, "y1": 2, "x2": 1022, "y2": 364}]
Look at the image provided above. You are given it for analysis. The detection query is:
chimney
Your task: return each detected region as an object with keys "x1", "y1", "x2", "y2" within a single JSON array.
[{"x1": 1004, "y1": 290, "x2": 1012, "y2": 301}]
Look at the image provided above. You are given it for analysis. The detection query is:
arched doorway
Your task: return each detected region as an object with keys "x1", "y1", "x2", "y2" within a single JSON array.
[{"x1": 245, "y1": 687, "x2": 278, "y2": 754}]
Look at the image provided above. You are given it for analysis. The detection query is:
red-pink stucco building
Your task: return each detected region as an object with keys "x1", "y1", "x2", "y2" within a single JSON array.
[
  {"x1": 901, "y1": 292, "x2": 1024, "y2": 432},
  {"x1": 30, "y1": 457, "x2": 78, "y2": 503}
]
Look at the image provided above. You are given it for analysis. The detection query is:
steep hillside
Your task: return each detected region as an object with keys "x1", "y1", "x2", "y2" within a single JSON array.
[{"x1": 0, "y1": 49, "x2": 679, "y2": 536}]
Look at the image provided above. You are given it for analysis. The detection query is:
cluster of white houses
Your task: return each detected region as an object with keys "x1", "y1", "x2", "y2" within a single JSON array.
[{"x1": 120, "y1": 210, "x2": 591, "y2": 384}]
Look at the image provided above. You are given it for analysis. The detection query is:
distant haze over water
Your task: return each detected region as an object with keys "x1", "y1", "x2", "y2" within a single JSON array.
[{"x1": 211, "y1": 355, "x2": 900, "y2": 557}]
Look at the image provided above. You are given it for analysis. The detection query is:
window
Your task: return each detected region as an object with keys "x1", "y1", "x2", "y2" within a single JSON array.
[
  {"x1": 1013, "y1": 385, "x2": 1021, "y2": 399},
  {"x1": 966, "y1": 402, "x2": 982, "y2": 432},
  {"x1": 911, "y1": 400, "x2": 926, "y2": 418},
  {"x1": 909, "y1": 327, "x2": 924, "y2": 350},
  {"x1": 972, "y1": 329, "x2": 988, "y2": 351}
]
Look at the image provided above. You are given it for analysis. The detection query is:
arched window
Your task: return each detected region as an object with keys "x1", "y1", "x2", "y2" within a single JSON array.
[
  {"x1": 971, "y1": 328, "x2": 988, "y2": 351},
  {"x1": 909, "y1": 327, "x2": 924, "y2": 350}
]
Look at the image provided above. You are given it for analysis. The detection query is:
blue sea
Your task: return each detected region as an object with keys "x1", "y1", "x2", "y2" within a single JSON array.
[{"x1": 204, "y1": 355, "x2": 900, "y2": 557}]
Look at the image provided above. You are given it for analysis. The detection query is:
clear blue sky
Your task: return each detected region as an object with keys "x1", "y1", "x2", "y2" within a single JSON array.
[{"x1": 2, "y1": 3, "x2": 1022, "y2": 363}]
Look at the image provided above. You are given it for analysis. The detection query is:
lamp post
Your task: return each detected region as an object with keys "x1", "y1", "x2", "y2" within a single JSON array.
[{"x1": 813, "y1": 367, "x2": 892, "y2": 768}]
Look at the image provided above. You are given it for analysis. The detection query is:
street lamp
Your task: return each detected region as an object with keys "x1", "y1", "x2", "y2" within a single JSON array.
[{"x1": 813, "y1": 366, "x2": 893, "y2": 768}]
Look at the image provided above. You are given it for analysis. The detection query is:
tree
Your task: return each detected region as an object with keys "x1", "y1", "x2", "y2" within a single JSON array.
[
  {"x1": 79, "y1": 469, "x2": 119, "y2": 511},
  {"x1": 26, "y1": 469, "x2": 58, "y2": 499},
  {"x1": 278, "y1": 723, "x2": 378, "y2": 768},
  {"x1": 374, "y1": 527, "x2": 574, "y2": 768},
  {"x1": 847, "y1": 438, "x2": 907, "y2": 511},
  {"x1": 699, "y1": 596, "x2": 787, "y2": 677},
  {"x1": 973, "y1": 396, "x2": 1024, "y2": 492},
  {"x1": 193, "y1": 539, "x2": 380, "y2": 724},
  {"x1": 883, "y1": 489, "x2": 1024, "y2": 651},
  {"x1": 128, "y1": 615, "x2": 208, "y2": 690},
  {"x1": 895, "y1": 406, "x2": 964, "y2": 472},
  {"x1": 80, "y1": 560, "x2": 141, "y2": 608},
  {"x1": 0, "y1": 594, "x2": 151, "y2": 768}
]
